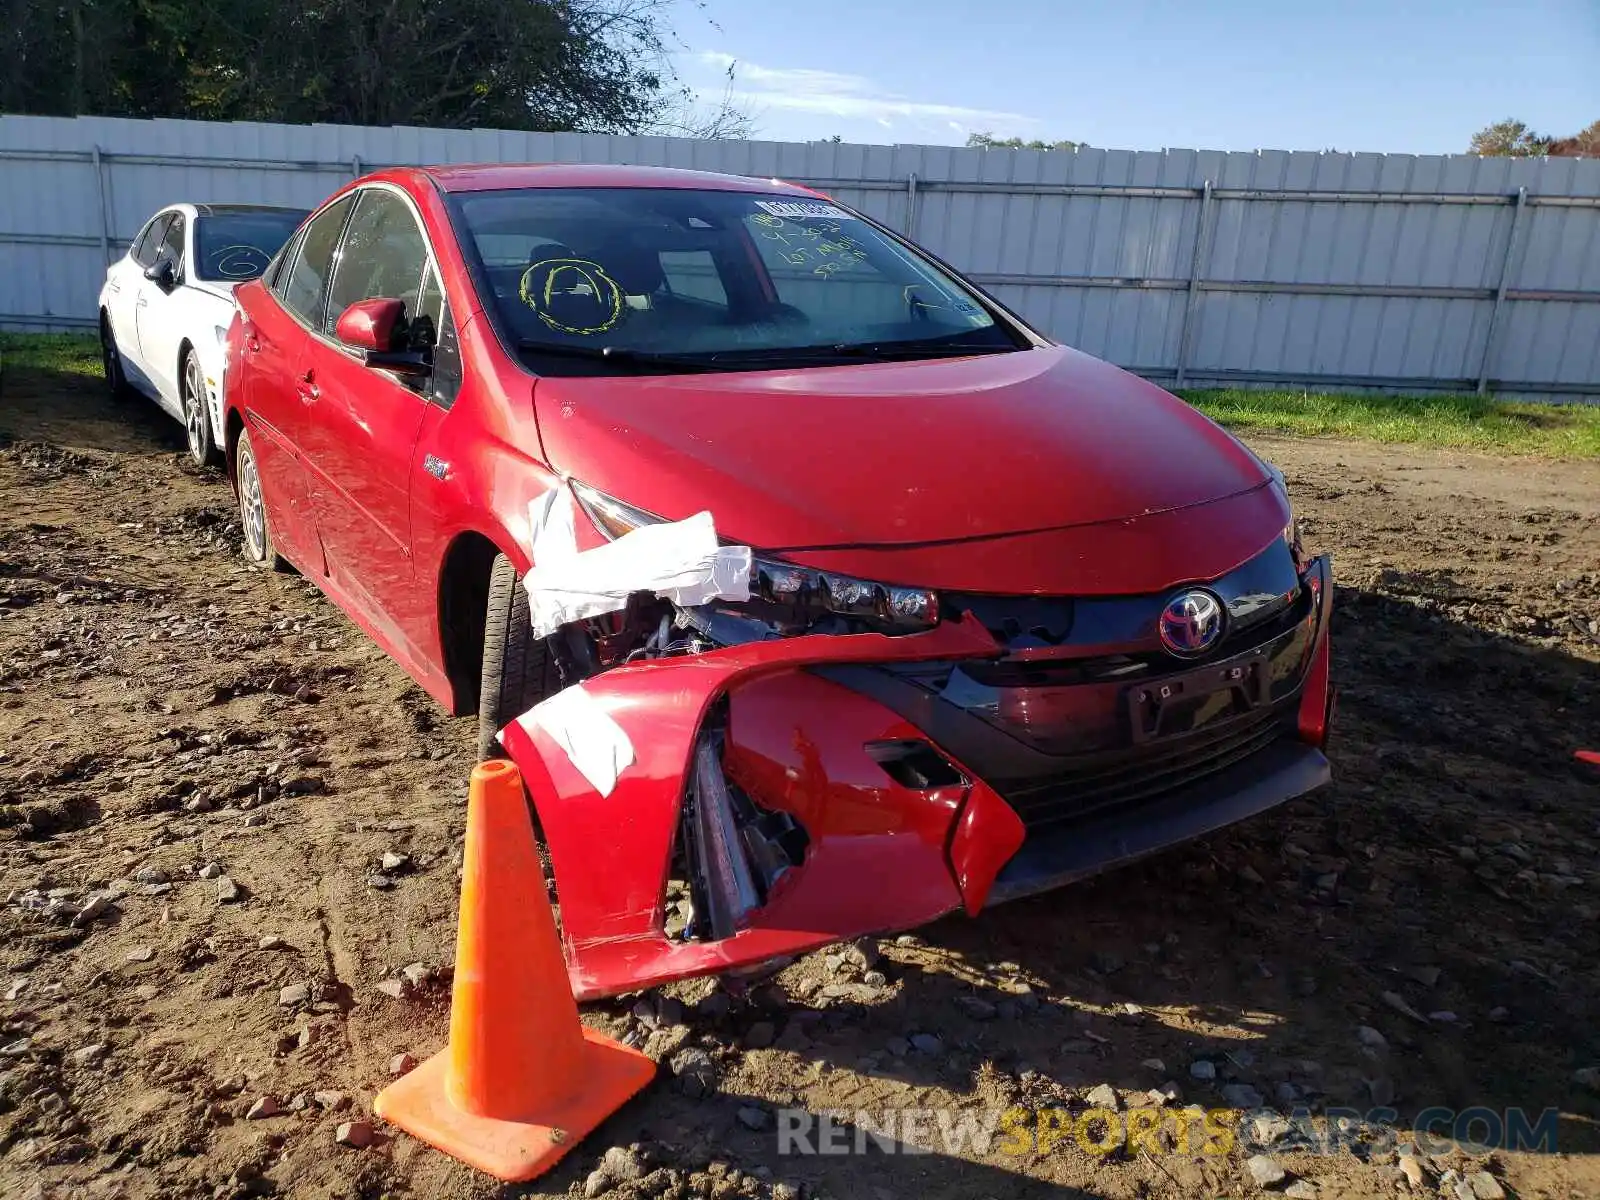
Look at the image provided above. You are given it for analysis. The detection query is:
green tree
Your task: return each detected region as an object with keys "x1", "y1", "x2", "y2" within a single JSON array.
[
  {"x1": 966, "y1": 131, "x2": 1083, "y2": 151},
  {"x1": 0, "y1": 0, "x2": 750, "y2": 135},
  {"x1": 1469, "y1": 119, "x2": 1554, "y2": 157}
]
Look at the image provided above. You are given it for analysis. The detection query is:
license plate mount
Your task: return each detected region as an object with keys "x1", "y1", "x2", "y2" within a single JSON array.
[{"x1": 1127, "y1": 649, "x2": 1272, "y2": 742}]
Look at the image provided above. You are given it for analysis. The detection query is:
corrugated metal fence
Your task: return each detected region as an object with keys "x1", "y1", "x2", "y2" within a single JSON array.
[{"x1": 4, "y1": 114, "x2": 1599, "y2": 399}]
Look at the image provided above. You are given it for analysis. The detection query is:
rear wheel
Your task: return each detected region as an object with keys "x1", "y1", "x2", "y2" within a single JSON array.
[
  {"x1": 234, "y1": 427, "x2": 287, "y2": 572},
  {"x1": 100, "y1": 315, "x2": 132, "y2": 401},
  {"x1": 476, "y1": 552, "x2": 559, "y2": 759},
  {"x1": 181, "y1": 349, "x2": 221, "y2": 468}
]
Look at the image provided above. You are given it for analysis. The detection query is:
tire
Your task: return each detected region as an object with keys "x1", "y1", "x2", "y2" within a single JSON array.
[
  {"x1": 234, "y1": 427, "x2": 288, "y2": 572},
  {"x1": 180, "y1": 349, "x2": 221, "y2": 469},
  {"x1": 100, "y1": 314, "x2": 133, "y2": 402},
  {"x1": 477, "y1": 552, "x2": 559, "y2": 759}
]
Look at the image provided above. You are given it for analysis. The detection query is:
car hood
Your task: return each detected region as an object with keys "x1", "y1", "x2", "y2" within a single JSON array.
[
  {"x1": 533, "y1": 345, "x2": 1270, "y2": 552},
  {"x1": 187, "y1": 279, "x2": 240, "y2": 304}
]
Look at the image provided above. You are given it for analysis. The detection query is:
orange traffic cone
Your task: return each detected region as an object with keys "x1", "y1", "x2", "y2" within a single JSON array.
[{"x1": 373, "y1": 758, "x2": 655, "y2": 1181}]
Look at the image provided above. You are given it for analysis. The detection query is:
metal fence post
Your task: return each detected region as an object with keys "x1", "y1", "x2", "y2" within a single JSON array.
[
  {"x1": 90, "y1": 144, "x2": 112, "y2": 267},
  {"x1": 351, "y1": 154, "x2": 363, "y2": 178},
  {"x1": 1476, "y1": 186, "x2": 1528, "y2": 395},
  {"x1": 905, "y1": 171, "x2": 919, "y2": 238},
  {"x1": 1173, "y1": 179, "x2": 1215, "y2": 388}
]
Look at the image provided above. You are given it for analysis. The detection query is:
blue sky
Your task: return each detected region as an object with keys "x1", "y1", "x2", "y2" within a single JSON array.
[{"x1": 673, "y1": 0, "x2": 1598, "y2": 153}]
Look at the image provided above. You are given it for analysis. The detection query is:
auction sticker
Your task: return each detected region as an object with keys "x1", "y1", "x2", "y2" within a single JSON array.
[{"x1": 754, "y1": 200, "x2": 856, "y2": 220}]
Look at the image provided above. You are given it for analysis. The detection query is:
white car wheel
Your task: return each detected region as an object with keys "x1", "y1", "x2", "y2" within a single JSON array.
[{"x1": 181, "y1": 351, "x2": 220, "y2": 468}]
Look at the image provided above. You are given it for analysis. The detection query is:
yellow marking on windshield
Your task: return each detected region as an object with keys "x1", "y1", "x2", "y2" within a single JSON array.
[{"x1": 518, "y1": 257, "x2": 624, "y2": 336}]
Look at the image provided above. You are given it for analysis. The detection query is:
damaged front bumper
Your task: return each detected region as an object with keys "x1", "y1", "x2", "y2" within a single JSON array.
[{"x1": 501, "y1": 556, "x2": 1335, "y2": 1002}]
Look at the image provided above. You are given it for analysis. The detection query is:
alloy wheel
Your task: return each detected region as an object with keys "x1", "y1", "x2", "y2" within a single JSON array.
[
  {"x1": 183, "y1": 355, "x2": 207, "y2": 463},
  {"x1": 238, "y1": 442, "x2": 267, "y2": 562}
]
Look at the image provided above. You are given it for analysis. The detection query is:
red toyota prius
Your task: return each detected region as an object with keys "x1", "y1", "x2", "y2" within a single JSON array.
[{"x1": 224, "y1": 164, "x2": 1334, "y2": 1000}]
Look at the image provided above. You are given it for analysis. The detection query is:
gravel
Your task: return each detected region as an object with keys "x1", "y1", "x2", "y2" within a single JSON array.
[{"x1": 1246, "y1": 1153, "x2": 1287, "y2": 1187}]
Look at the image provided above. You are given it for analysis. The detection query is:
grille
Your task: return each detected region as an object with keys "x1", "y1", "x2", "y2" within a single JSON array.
[{"x1": 997, "y1": 705, "x2": 1298, "y2": 832}]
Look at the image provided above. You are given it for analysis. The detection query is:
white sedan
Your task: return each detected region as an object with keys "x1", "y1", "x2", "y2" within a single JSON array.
[{"x1": 98, "y1": 203, "x2": 308, "y2": 466}]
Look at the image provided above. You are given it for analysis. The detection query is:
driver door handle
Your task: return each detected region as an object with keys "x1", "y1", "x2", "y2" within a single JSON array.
[{"x1": 296, "y1": 368, "x2": 319, "y2": 404}]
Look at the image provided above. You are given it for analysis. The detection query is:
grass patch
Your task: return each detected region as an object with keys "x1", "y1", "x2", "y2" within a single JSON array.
[
  {"x1": 2, "y1": 333, "x2": 1596, "y2": 458},
  {"x1": 1181, "y1": 388, "x2": 1600, "y2": 458},
  {"x1": 1, "y1": 331, "x2": 102, "y2": 379}
]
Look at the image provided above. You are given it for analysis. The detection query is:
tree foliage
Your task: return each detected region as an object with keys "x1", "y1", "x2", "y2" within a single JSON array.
[
  {"x1": 966, "y1": 132, "x2": 1083, "y2": 151},
  {"x1": 0, "y1": 0, "x2": 749, "y2": 135},
  {"x1": 1470, "y1": 117, "x2": 1600, "y2": 158}
]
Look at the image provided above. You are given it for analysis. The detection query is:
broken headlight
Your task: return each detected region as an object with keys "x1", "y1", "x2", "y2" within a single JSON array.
[{"x1": 570, "y1": 480, "x2": 938, "y2": 634}]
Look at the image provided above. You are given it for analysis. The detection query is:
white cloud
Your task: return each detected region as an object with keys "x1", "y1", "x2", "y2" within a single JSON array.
[{"x1": 692, "y1": 51, "x2": 1036, "y2": 134}]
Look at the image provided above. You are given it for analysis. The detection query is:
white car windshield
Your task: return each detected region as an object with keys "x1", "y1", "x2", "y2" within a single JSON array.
[{"x1": 448, "y1": 187, "x2": 1022, "y2": 374}]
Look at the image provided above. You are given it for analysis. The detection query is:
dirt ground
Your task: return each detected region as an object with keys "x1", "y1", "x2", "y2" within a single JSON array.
[{"x1": 2, "y1": 356, "x2": 1598, "y2": 1200}]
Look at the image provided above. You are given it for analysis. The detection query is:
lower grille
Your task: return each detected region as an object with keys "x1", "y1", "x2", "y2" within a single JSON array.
[{"x1": 997, "y1": 705, "x2": 1298, "y2": 832}]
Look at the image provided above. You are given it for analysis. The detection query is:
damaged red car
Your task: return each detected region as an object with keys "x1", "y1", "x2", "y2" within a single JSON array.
[{"x1": 223, "y1": 165, "x2": 1334, "y2": 1001}]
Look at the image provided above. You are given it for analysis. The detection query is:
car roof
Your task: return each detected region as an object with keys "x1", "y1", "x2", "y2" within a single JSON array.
[{"x1": 413, "y1": 163, "x2": 825, "y2": 197}]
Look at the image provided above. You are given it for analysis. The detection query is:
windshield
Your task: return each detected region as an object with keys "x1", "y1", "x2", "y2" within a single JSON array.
[
  {"x1": 194, "y1": 210, "x2": 309, "y2": 282},
  {"x1": 449, "y1": 187, "x2": 1023, "y2": 373}
]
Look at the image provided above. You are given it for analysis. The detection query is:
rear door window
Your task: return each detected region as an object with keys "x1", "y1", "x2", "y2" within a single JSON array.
[{"x1": 280, "y1": 194, "x2": 356, "y2": 329}]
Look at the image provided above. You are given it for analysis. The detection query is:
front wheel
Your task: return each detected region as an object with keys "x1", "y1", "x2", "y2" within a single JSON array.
[
  {"x1": 181, "y1": 350, "x2": 221, "y2": 469},
  {"x1": 234, "y1": 427, "x2": 288, "y2": 572},
  {"x1": 476, "y1": 552, "x2": 559, "y2": 759}
]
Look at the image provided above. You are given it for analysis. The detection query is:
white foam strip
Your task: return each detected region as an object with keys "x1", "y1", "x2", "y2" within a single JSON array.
[
  {"x1": 522, "y1": 487, "x2": 752, "y2": 639},
  {"x1": 510, "y1": 682, "x2": 635, "y2": 798}
]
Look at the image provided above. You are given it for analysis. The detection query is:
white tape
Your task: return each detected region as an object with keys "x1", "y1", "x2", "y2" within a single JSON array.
[
  {"x1": 510, "y1": 682, "x2": 635, "y2": 797},
  {"x1": 522, "y1": 487, "x2": 751, "y2": 639}
]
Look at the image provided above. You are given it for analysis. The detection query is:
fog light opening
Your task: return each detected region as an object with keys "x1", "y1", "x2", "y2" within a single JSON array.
[{"x1": 866, "y1": 739, "x2": 966, "y2": 789}]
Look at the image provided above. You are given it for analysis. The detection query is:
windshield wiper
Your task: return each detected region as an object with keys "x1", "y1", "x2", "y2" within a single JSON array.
[
  {"x1": 515, "y1": 340, "x2": 729, "y2": 372},
  {"x1": 826, "y1": 339, "x2": 1019, "y2": 361},
  {"x1": 514, "y1": 336, "x2": 1020, "y2": 373}
]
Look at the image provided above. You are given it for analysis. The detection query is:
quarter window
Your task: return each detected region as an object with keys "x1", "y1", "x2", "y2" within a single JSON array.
[
  {"x1": 417, "y1": 264, "x2": 462, "y2": 410},
  {"x1": 659, "y1": 250, "x2": 728, "y2": 308},
  {"x1": 281, "y1": 194, "x2": 356, "y2": 328},
  {"x1": 132, "y1": 214, "x2": 171, "y2": 267},
  {"x1": 324, "y1": 189, "x2": 429, "y2": 335},
  {"x1": 157, "y1": 214, "x2": 186, "y2": 269}
]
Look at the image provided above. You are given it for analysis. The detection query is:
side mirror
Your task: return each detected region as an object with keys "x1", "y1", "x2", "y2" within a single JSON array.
[
  {"x1": 335, "y1": 298, "x2": 432, "y2": 377},
  {"x1": 144, "y1": 258, "x2": 177, "y2": 289}
]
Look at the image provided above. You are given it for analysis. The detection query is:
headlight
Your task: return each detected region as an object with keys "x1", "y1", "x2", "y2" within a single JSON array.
[
  {"x1": 214, "y1": 325, "x2": 229, "y2": 347},
  {"x1": 570, "y1": 480, "x2": 939, "y2": 633},
  {"x1": 1263, "y1": 462, "x2": 1303, "y2": 565}
]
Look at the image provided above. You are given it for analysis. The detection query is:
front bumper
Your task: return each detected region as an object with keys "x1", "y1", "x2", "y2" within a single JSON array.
[{"x1": 501, "y1": 555, "x2": 1334, "y2": 1001}]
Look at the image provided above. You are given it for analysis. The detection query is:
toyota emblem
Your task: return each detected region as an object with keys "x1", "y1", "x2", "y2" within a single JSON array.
[{"x1": 1159, "y1": 589, "x2": 1225, "y2": 657}]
